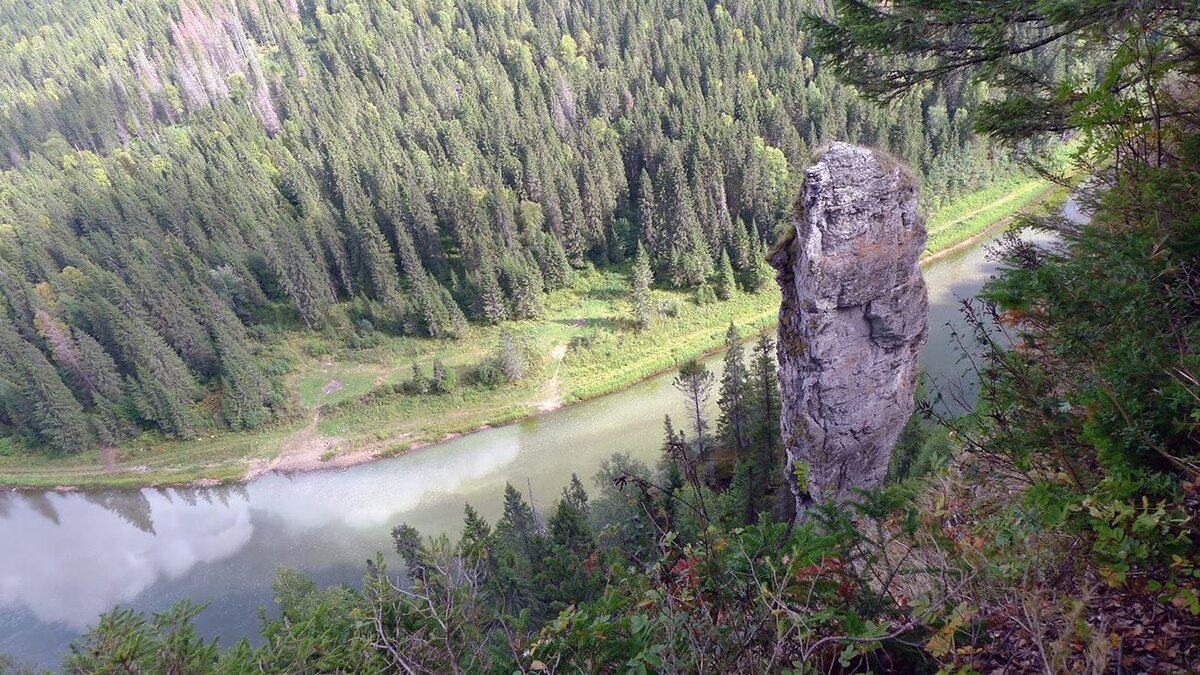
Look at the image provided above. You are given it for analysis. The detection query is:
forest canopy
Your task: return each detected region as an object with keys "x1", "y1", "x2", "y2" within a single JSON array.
[{"x1": 0, "y1": 0, "x2": 1029, "y2": 453}]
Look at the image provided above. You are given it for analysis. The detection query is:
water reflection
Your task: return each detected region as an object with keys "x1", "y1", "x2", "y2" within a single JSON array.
[
  {"x1": 2, "y1": 489, "x2": 253, "y2": 630},
  {"x1": 0, "y1": 384, "x2": 674, "y2": 667}
]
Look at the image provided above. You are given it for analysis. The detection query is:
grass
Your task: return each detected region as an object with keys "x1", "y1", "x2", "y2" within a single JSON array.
[
  {"x1": 0, "y1": 174, "x2": 1063, "y2": 490},
  {"x1": 923, "y1": 176, "x2": 1055, "y2": 256}
]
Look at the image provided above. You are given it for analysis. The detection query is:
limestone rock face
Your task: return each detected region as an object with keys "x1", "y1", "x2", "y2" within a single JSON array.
[{"x1": 769, "y1": 142, "x2": 928, "y2": 512}]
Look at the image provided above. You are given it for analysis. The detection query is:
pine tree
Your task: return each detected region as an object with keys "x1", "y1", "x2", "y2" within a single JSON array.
[
  {"x1": 717, "y1": 323, "x2": 750, "y2": 457},
  {"x1": 673, "y1": 358, "x2": 714, "y2": 456},
  {"x1": 745, "y1": 222, "x2": 775, "y2": 293},
  {"x1": 431, "y1": 358, "x2": 455, "y2": 393},
  {"x1": 630, "y1": 243, "x2": 653, "y2": 331},
  {"x1": 715, "y1": 249, "x2": 737, "y2": 301},
  {"x1": 498, "y1": 330, "x2": 526, "y2": 382},
  {"x1": 748, "y1": 331, "x2": 782, "y2": 507}
]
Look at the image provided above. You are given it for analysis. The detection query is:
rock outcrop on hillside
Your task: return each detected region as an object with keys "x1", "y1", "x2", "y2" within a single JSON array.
[{"x1": 769, "y1": 142, "x2": 928, "y2": 514}]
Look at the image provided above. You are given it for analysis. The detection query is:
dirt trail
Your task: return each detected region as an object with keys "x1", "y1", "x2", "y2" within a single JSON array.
[
  {"x1": 242, "y1": 407, "x2": 371, "y2": 480},
  {"x1": 536, "y1": 343, "x2": 569, "y2": 413},
  {"x1": 98, "y1": 446, "x2": 118, "y2": 472}
]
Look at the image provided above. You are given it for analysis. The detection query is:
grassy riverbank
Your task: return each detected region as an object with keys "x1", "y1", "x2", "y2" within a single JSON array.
[
  {"x1": 0, "y1": 175, "x2": 1060, "y2": 490},
  {"x1": 0, "y1": 275, "x2": 782, "y2": 490},
  {"x1": 923, "y1": 176, "x2": 1055, "y2": 256}
]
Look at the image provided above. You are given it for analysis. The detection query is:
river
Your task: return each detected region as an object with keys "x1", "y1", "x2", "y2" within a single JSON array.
[{"x1": 0, "y1": 198, "x2": 1086, "y2": 668}]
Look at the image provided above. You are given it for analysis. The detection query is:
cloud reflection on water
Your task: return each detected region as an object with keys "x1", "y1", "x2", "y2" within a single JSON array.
[{"x1": 0, "y1": 430, "x2": 521, "y2": 633}]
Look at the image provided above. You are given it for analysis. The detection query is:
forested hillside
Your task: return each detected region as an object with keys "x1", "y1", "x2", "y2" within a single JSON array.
[{"x1": 0, "y1": 0, "x2": 1019, "y2": 454}]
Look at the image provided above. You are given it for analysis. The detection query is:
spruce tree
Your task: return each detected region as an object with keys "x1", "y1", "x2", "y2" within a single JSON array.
[
  {"x1": 0, "y1": 0, "x2": 1024, "y2": 451},
  {"x1": 476, "y1": 263, "x2": 508, "y2": 325},
  {"x1": 715, "y1": 249, "x2": 737, "y2": 301},
  {"x1": 497, "y1": 482, "x2": 542, "y2": 559},
  {"x1": 720, "y1": 459, "x2": 755, "y2": 527},
  {"x1": 460, "y1": 503, "x2": 494, "y2": 564},
  {"x1": 498, "y1": 330, "x2": 526, "y2": 382},
  {"x1": 630, "y1": 243, "x2": 653, "y2": 331},
  {"x1": 748, "y1": 332, "x2": 782, "y2": 503},
  {"x1": 73, "y1": 329, "x2": 133, "y2": 445},
  {"x1": 673, "y1": 358, "x2": 714, "y2": 456},
  {"x1": 656, "y1": 414, "x2": 686, "y2": 533},
  {"x1": 548, "y1": 492, "x2": 593, "y2": 558},
  {"x1": 409, "y1": 362, "x2": 431, "y2": 395},
  {"x1": 208, "y1": 304, "x2": 274, "y2": 430},
  {"x1": 540, "y1": 234, "x2": 574, "y2": 291},
  {"x1": 637, "y1": 168, "x2": 657, "y2": 257},
  {"x1": 561, "y1": 473, "x2": 590, "y2": 517},
  {"x1": 431, "y1": 358, "x2": 454, "y2": 393},
  {"x1": 658, "y1": 149, "x2": 712, "y2": 287},
  {"x1": 730, "y1": 218, "x2": 752, "y2": 271},
  {"x1": 745, "y1": 222, "x2": 775, "y2": 293},
  {"x1": 717, "y1": 323, "x2": 750, "y2": 457}
]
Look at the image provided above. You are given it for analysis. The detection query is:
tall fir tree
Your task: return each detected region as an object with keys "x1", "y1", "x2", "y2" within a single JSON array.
[
  {"x1": 748, "y1": 331, "x2": 782, "y2": 513},
  {"x1": 630, "y1": 243, "x2": 653, "y2": 331},
  {"x1": 744, "y1": 223, "x2": 776, "y2": 293},
  {"x1": 717, "y1": 323, "x2": 750, "y2": 457},
  {"x1": 673, "y1": 358, "x2": 715, "y2": 456},
  {"x1": 715, "y1": 249, "x2": 737, "y2": 301}
]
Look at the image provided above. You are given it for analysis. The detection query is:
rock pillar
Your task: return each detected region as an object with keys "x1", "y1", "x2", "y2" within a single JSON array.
[{"x1": 769, "y1": 142, "x2": 928, "y2": 512}]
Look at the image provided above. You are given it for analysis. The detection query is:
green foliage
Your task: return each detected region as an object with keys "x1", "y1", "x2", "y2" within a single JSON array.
[
  {"x1": 715, "y1": 250, "x2": 737, "y2": 301},
  {"x1": 742, "y1": 222, "x2": 777, "y2": 294},
  {"x1": 630, "y1": 244, "x2": 653, "y2": 331},
  {"x1": 430, "y1": 358, "x2": 455, "y2": 394},
  {"x1": 673, "y1": 359, "x2": 715, "y2": 455},
  {"x1": 1084, "y1": 497, "x2": 1195, "y2": 587},
  {"x1": 693, "y1": 283, "x2": 718, "y2": 306},
  {"x1": 813, "y1": 1, "x2": 1199, "y2": 640},
  {"x1": 39, "y1": 0, "x2": 1200, "y2": 671},
  {"x1": 804, "y1": 0, "x2": 1195, "y2": 171},
  {"x1": 63, "y1": 601, "x2": 219, "y2": 673}
]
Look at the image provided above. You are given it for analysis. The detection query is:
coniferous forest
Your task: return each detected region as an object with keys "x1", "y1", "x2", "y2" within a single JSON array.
[{"x1": 0, "y1": 0, "x2": 1020, "y2": 455}]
